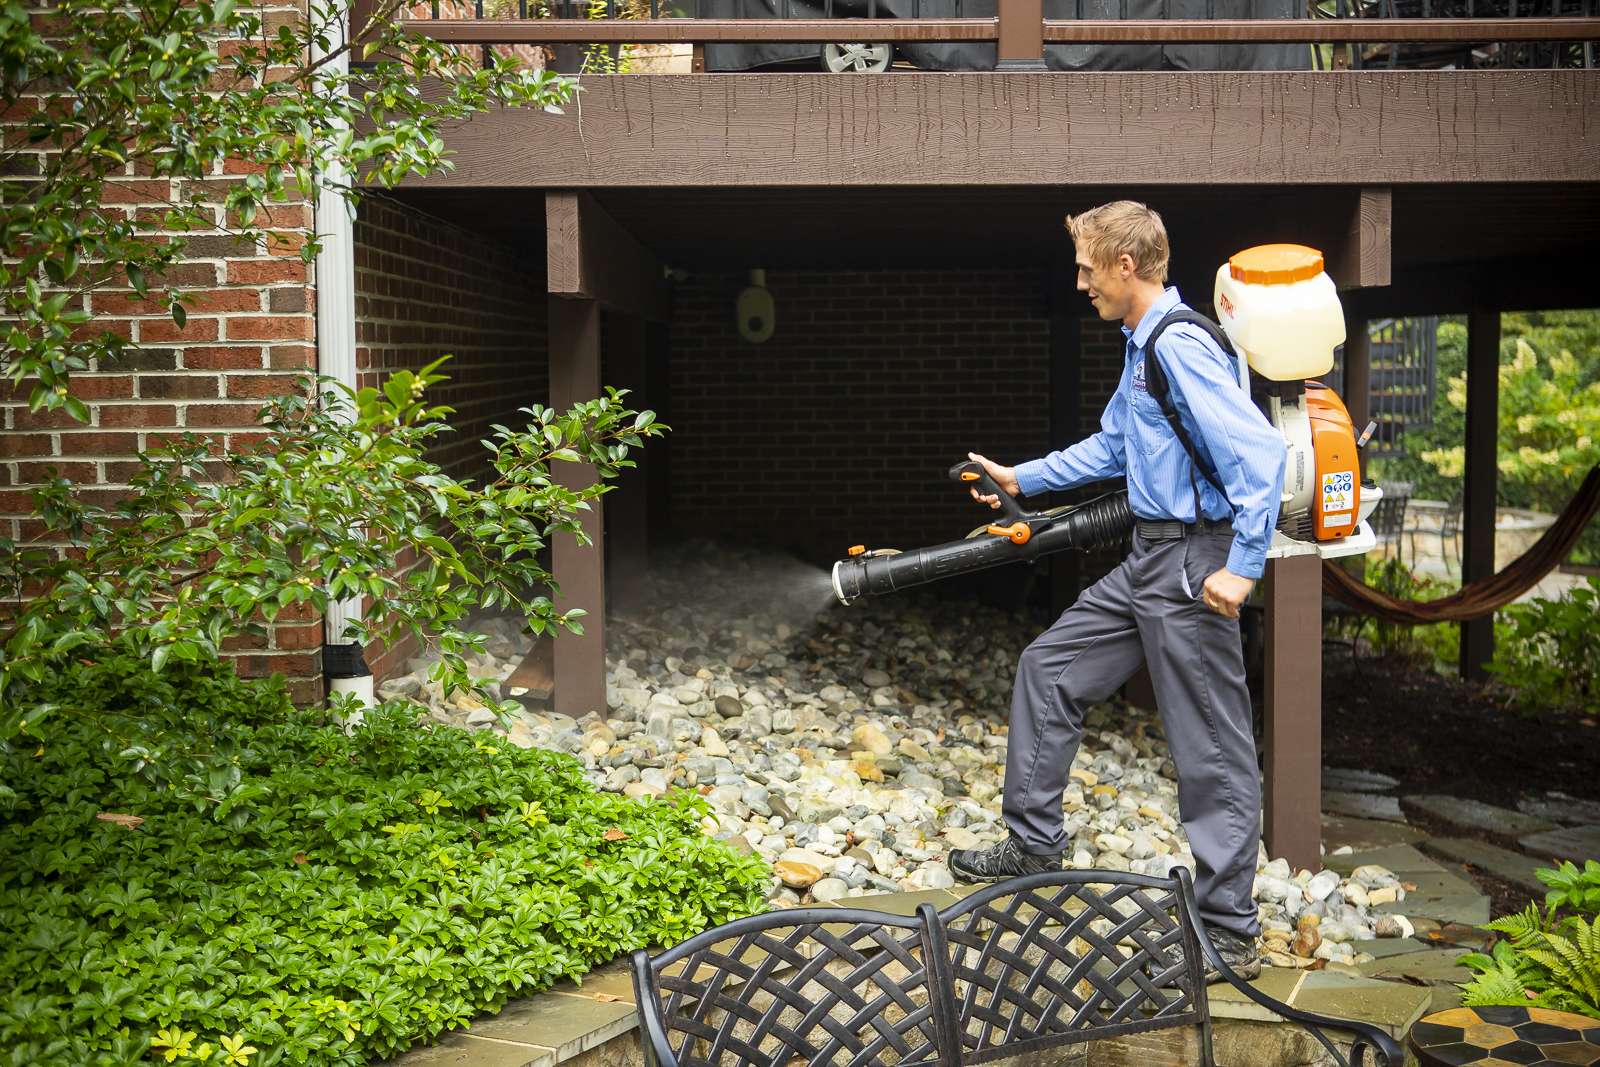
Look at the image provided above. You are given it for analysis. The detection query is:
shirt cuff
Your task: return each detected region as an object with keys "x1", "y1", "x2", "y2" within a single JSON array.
[
  {"x1": 1013, "y1": 459, "x2": 1051, "y2": 499},
  {"x1": 1226, "y1": 539, "x2": 1266, "y2": 581}
]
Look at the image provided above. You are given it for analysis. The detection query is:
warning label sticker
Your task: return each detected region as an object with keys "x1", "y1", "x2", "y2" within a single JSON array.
[{"x1": 1321, "y1": 470, "x2": 1354, "y2": 515}]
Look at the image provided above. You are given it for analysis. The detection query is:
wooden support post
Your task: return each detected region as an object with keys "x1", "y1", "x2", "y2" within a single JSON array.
[
  {"x1": 546, "y1": 191, "x2": 669, "y2": 319},
  {"x1": 545, "y1": 190, "x2": 666, "y2": 716},
  {"x1": 608, "y1": 312, "x2": 650, "y2": 614},
  {"x1": 1343, "y1": 311, "x2": 1371, "y2": 436},
  {"x1": 1460, "y1": 308, "x2": 1500, "y2": 681},
  {"x1": 549, "y1": 295, "x2": 607, "y2": 719},
  {"x1": 996, "y1": 0, "x2": 1045, "y2": 69},
  {"x1": 1264, "y1": 551, "x2": 1322, "y2": 872}
]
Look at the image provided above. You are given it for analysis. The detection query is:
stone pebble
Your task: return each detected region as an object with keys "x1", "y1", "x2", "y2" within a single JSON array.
[{"x1": 387, "y1": 541, "x2": 1403, "y2": 965}]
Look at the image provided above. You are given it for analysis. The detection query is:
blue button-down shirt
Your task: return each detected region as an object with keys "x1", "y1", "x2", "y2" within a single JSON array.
[{"x1": 1014, "y1": 286, "x2": 1286, "y2": 579}]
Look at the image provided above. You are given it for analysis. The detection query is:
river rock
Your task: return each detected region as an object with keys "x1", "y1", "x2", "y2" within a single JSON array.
[
  {"x1": 774, "y1": 861, "x2": 823, "y2": 889},
  {"x1": 811, "y1": 877, "x2": 849, "y2": 902}
]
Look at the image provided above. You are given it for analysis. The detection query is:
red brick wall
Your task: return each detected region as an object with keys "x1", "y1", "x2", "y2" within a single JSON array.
[
  {"x1": 0, "y1": 159, "x2": 324, "y2": 699},
  {"x1": 1, "y1": 184, "x2": 550, "y2": 696},
  {"x1": 667, "y1": 269, "x2": 1054, "y2": 566},
  {"x1": 354, "y1": 193, "x2": 549, "y2": 679}
]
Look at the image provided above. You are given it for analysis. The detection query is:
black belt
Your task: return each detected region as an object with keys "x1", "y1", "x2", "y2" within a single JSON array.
[{"x1": 1135, "y1": 517, "x2": 1232, "y2": 541}]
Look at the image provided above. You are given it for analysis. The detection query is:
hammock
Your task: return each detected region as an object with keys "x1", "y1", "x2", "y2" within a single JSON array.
[{"x1": 1322, "y1": 464, "x2": 1600, "y2": 625}]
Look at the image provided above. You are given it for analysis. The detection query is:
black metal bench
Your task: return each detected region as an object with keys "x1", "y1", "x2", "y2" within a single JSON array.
[{"x1": 631, "y1": 867, "x2": 1402, "y2": 1067}]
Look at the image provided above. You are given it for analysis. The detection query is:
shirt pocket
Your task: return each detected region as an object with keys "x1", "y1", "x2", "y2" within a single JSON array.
[{"x1": 1129, "y1": 391, "x2": 1174, "y2": 458}]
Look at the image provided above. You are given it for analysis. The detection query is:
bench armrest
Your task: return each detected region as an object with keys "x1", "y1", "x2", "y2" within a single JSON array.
[
  {"x1": 631, "y1": 948, "x2": 683, "y2": 1067},
  {"x1": 1196, "y1": 938, "x2": 1403, "y2": 1067}
]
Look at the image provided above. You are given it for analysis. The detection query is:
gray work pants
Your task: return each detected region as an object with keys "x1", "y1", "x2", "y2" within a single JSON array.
[{"x1": 1002, "y1": 528, "x2": 1263, "y2": 938}]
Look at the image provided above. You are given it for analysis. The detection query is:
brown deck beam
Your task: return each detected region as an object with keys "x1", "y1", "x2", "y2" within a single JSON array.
[
  {"x1": 397, "y1": 72, "x2": 1600, "y2": 188},
  {"x1": 410, "y1": 15, "x2": 1600, "y2": 44}
]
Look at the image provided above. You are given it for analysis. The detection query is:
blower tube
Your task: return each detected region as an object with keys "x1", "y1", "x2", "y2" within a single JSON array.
[{"x1": 831, "y1": 488, "x2": 1135, "y2": 604}]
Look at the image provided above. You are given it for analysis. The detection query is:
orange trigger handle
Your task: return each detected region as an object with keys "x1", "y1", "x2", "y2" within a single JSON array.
[{"x1": 986, "y1": 521, "x2": 1032, "y2": 545}]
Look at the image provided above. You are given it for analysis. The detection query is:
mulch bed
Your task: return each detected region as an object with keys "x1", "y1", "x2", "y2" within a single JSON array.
[
  {"x1": 1320, "y1": 650, "x2": 1600, "y2": 917},
  {"x1": 1321, "y1": 651, "x2": 1600, "y2": 805}
]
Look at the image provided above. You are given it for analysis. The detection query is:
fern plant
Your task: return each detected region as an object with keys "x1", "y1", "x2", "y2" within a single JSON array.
[{"x1": 1459, "y1": 904, "x2": 1600, "y2": 1019}]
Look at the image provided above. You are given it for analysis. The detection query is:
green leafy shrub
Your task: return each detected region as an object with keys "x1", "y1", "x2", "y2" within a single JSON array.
[
  {"x1": 1539, "y1": 860, "x2": 1600, "y2": 914},
  {"x1": 0, "y1": 652, "x2": 769, "y2": 1066},
  {"x1": 1459, "y1": 903, "x2": 1600, "y2": 1019},
  {"x1": 1488, "y1": 577, "x2": 1600, "y2": 717},
  {"x1": 1, "y1": 362, "x2": 664, "y2": 761}
]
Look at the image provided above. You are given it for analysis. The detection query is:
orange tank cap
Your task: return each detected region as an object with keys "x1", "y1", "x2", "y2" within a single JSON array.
[{"x1": 1228, "y1": 244, "x2": 1325, "y2": 286}]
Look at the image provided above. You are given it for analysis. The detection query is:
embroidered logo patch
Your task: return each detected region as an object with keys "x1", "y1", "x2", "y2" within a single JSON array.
[{"x1": 1132, "y1": 359, "x2": 1148, "y2": 392}]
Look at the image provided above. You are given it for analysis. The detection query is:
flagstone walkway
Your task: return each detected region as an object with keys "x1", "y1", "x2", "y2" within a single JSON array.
[{"x1": 382, "y1": 766, "x2": 1600, "y2": 1067}]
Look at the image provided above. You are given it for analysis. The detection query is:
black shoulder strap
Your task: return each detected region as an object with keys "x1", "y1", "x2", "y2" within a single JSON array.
[{"x1": 1141, "y1": 308, "x2": 1240, "y2": 504}]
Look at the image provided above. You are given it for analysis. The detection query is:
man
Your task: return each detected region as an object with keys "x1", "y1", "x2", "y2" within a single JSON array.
[{"x1": 947, "y1": 200, "x2": 1286, "y2": 981}]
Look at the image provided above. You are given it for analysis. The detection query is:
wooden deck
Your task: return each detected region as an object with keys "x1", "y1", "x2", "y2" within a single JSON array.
[{"x1": 396, "y1": 70, "x2": 1600, "y2": 188}]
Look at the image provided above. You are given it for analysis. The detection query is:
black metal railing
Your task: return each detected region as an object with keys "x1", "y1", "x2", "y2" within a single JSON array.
[
  {"x1": 358, "y1": 0, "x2": 1600, "y2": 71},
  {"x1": 1312, "y1": 0, "x2": 1596, "y2": 67},
  {"x1": 1328, "y1": 316, "x2": 1440, "y2": 458}
]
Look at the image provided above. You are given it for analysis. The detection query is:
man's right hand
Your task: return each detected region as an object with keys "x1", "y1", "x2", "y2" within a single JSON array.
[{"x1": 966, "y1": 451, "x2": 1021, "y2": 509}]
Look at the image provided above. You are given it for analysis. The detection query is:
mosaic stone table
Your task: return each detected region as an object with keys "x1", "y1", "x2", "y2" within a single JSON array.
[{"x1": 1408, "y1": 1005, "x2": 1600, "y2": 1066}]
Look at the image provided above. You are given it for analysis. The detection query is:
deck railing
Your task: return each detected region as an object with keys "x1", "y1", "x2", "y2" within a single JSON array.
[{"x1": 356, "y1": 0, "x2": 1600, "y2": 70}]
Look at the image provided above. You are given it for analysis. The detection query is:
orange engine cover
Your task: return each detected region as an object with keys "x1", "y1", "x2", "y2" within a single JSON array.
[{"x1": 1305, "y1": 383, "x2": 1361, "y2": 540}]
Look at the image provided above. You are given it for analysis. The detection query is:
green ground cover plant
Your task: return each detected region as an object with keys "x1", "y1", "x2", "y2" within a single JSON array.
[{"x1": 0, "y1": 652, "x2": 770, "y2": 1066}]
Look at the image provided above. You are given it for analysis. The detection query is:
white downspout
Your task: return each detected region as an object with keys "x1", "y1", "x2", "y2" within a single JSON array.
[{"x1": 314, "y1": 4, "x2": 373, "y2": 715}]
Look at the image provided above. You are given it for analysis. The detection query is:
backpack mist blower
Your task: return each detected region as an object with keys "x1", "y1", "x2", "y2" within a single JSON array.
[{"x1": 830, "y1": 244, "x2": 1385, "y2": 606}]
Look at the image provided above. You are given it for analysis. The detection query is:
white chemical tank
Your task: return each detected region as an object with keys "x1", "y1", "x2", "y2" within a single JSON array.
[{"x1": 1213, "y1": 244, "x2": 1346, "y2": 383}]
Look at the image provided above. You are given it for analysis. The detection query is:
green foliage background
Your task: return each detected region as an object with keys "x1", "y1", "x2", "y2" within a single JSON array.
[
  {"x1": 1, "y1": 653, "x2": 770, "y2": 1067},
  {"x1": 1370, "y1": 310, "x2": 1600, "y2": 562}
]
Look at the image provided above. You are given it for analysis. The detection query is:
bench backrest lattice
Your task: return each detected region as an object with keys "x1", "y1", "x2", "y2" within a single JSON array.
[
  {"x1": 633, "y1": 906, "x2": 953, "y2": 1067},
  {"x1": 632, "y1": 867, "x2": 1404, "y2": 1067},
  {"x1": 940, "y1": 871, "x2": 1207, "y2": 1061}
]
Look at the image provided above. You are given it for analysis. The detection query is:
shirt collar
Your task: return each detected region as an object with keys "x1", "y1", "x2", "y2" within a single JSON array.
[{"x1": 1122, "y1": 286, "x2": 1183, "y2": 350}]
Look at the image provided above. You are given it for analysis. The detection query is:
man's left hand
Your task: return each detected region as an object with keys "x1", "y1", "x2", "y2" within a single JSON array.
[{"x1": 1202, "y1": 568, "x2": 1254, "y2": 619}]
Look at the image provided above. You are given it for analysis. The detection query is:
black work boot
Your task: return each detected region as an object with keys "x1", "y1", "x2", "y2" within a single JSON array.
[
  {"x1": 1201, "y1": 927, "x2": 1262, "y2": 984},
  {"x1": 947, "y1": 835, "x2": 1063, "y2": 883}
]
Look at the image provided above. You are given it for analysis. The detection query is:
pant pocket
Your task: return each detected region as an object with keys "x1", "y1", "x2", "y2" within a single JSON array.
[
  {"x1": 1182, "y1": 533, "x2": 1230, "y2": 603},
  {"x1": 1179, "y1": 538, "x2": 1203, "y2": 602}
]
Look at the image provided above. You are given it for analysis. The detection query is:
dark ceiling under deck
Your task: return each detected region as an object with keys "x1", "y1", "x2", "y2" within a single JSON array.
[{"x1": 391, "y1": 182, "x2": 1600, "y2": 312}]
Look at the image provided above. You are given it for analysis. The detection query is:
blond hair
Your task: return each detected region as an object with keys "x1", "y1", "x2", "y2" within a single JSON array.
[{"x1": 1064, "y1": 201, "x2": 1170, "y2": 283}]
